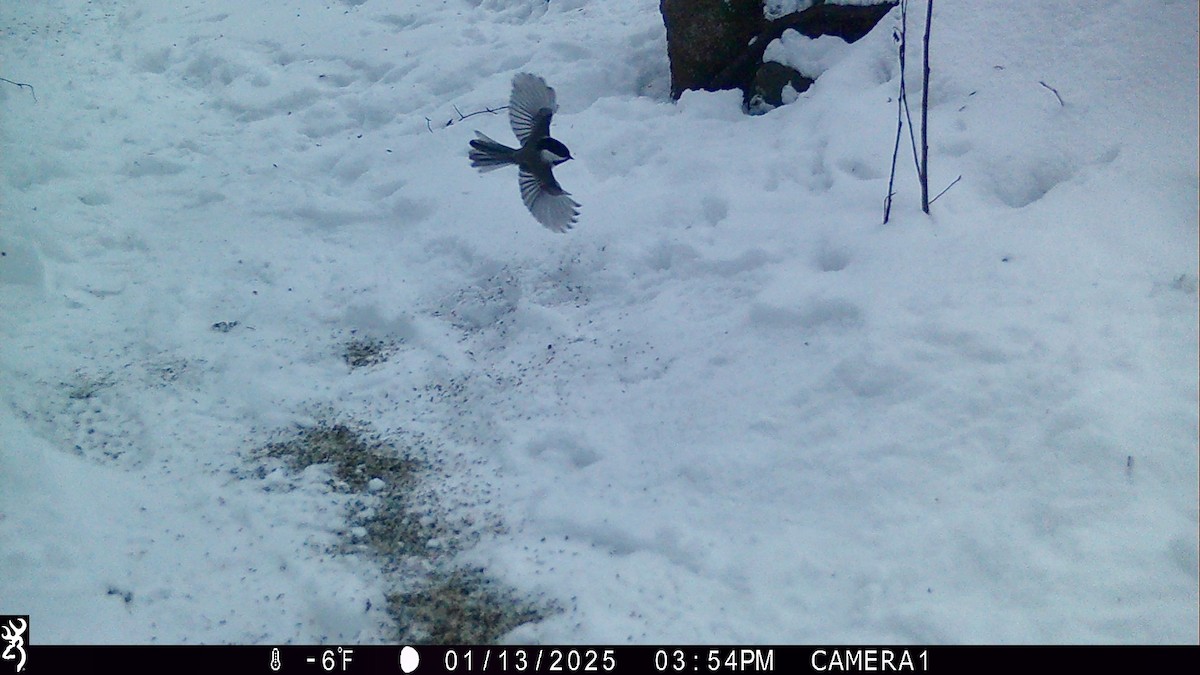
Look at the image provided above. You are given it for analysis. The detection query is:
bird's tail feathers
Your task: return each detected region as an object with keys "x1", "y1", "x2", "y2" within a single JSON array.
[{"x1": 468, "y1": 131, "x2": 517, "y2": 172}]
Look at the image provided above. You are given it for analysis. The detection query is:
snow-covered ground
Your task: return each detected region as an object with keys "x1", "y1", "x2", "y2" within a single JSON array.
[{"x1": 2, "y1": 0, "x2": 1196, "y2": 644}]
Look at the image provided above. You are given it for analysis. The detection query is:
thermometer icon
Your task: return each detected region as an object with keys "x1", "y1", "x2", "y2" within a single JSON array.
[{"x1": 270, "y1": 647, "x2": 282, "y2": 671}]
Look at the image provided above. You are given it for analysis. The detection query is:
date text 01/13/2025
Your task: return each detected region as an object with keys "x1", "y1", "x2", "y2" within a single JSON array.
[
  {"x1": 438, "y1": 648, "x2": 776, "y2": 673},
  {"x1": 443, "y1": 649, "x2": 618, "y2": 672}
]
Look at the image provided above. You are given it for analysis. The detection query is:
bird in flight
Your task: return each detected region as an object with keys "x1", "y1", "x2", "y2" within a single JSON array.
[{"x1": 468, "y1": 73, "x2": 580, "y2": 232}]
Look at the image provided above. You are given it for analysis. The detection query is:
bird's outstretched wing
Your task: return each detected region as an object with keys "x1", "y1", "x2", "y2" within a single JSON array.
[
  {"x1": 509, "y1": 72, "x2": 558, "y2": 145},
  {"x1": 519, "y1": 167, "x2": 580, "y2": 233}
]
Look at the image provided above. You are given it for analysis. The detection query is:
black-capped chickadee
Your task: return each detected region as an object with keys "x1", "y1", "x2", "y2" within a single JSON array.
[{"x1": 468, "y1": 73, "x2": 580, "y2": 232}]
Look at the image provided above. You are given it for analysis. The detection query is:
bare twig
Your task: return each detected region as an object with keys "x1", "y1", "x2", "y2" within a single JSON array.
[
  {"x1": 884, "y1": 0, "x2": 936, "y2": 220},
  {"x1": 883, "y1": 1, "x2": 909, "y2": 224},
  {"x1": 1038, "y1": 80, "x2": 1064, "y2": 106},
  {"x1": 884, "y1": 102, "x2": 902, "y2": 223},
  {"x1": 920, "y1": 0, "x2": 932, "y2": 213},
  {"x1": 446, "y1": 104, "x2": 508, "y2": 126},
  {"x1": 427, "y1": 104, "x2": 508, "y2": 133},
  {"x1": 0, "y1": 76, "x2": 36, "y2": 102},
  {"x1": 928, "y1": 174, "x2": 961, "y2": 205},
  {"x1": 903, "y1": 86, "x2": 920, "y2": 177},
  {"x1": 900, "y1": 3, "x2": 921, "y2": 179}
]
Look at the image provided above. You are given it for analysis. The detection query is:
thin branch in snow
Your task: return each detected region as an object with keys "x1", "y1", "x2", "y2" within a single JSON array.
[
  {"x1": 427, "y1": 105, "x2": 508, "y2": 133},
  {"x1": 448, "y1": 105, "x2": 508, "y2": 126},
  {"x1": 883, "y1": 1, "x2": 910, "y2": 224},
  {"x1": 929, "y1": 174, "x2": 961, "y2": 205},
  {"x1": 1039, "y1": 80, "x2": 1064, "y2": 107},
  {"x1": 0, "y1": 77, "x2": 36, "y2": 102},
  {"x1": 920, "y1": 0, "x2": 933, "y2": 213}
]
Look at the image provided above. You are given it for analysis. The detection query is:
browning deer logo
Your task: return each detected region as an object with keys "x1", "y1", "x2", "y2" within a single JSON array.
[{"x1": 1, "y1": 617, "x2": 26, "y2": 673}]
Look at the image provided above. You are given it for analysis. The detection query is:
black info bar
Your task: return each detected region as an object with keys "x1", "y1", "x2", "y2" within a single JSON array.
[{"x1": 13, "y1": 645, "x2": 1191, "y2": 674}]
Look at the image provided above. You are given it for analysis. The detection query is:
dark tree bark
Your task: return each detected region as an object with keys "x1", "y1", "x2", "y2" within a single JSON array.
[
  {"x1": 661, "y1": 1, "x2": 898, "y2": 101},
  {"x1": 711, "y1": 2, "x2": 898, "y2": 92},
  {"x1": 660, "y1": 0, "x2": 763, "y2": 100}
]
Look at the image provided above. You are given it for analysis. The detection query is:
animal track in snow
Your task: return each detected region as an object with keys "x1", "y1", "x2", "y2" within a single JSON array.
[
  {"x1": 122, "y1": 155, "x2": 185, "y2": 178},
  {"x1": 814, "y1": 245, "x2": 851, "y2": 273},
  {"x1": 524, "y1": 430, "x2": 601, "y2": 470},
  {"x1": 750, "y1": 296, "x2": 864, "y2": 334}
]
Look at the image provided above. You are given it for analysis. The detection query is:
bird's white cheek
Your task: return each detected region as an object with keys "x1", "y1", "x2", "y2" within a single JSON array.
[{"x1": 540, "y1": 149, "x2": 566, "y2": 164}]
